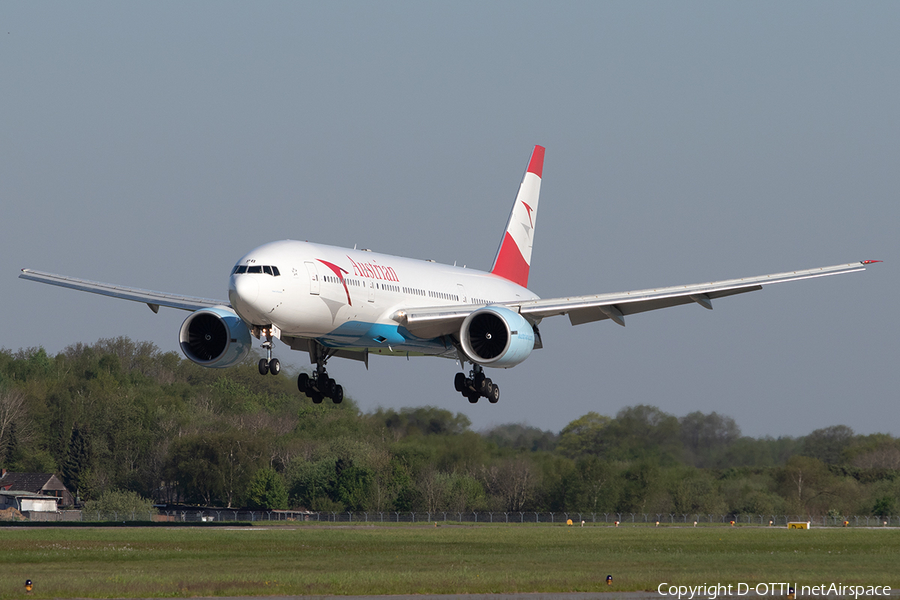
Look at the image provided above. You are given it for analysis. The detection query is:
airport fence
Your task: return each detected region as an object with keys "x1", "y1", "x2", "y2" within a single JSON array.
[{"x1": 29, "y1": 509, "x2": 900, "y2": 527}]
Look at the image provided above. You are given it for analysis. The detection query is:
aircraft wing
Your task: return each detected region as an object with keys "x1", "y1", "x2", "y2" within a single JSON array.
[
  {"x1": 397, "y1": 261, "x2": 876, "y2": 337},
  {"x1": 516, "y1": 261, "x2": 875, "y2": 326},
  {"x1": 19, "y1": 269, "x2": 228, "y2": 313}
]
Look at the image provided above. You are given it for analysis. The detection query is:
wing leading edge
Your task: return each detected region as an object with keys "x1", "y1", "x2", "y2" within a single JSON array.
[
  {"x1": 19, "y1": 269, "x2": 228, "y2": 313},
  {"x1": 397, "y1": 261, "x2": 876, "y2": 336}
]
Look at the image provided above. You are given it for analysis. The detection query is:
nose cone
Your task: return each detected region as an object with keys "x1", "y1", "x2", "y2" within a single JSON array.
[
  {"x1": 229, "y1": 275, "x2": 261, "y2": 321},
  {"x1": 232, "y1": 275, "x2": 258, "y2": 304}
]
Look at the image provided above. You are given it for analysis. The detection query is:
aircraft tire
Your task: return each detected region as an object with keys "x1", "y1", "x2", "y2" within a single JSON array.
[
  {"x1": 454, "y1": 372, "x2": 466, "y2": 392},
  {"x1": 467, "y1": 393, "x2": 479, "y2": 404},
  {"x1": 333, "y1": 384, "x2": 344, "y2": 404},
  {"x1": 258, "y1": 358, "x2": 269, "y2": 375},
  {"x1": 488, "y1": 384, "x2": 500, "y2": 404},
  {"x1": 311, "y1": 392, "x2": 324, "y2": 404},
  {"x1": 298, "y1": 372, "x2": 310, "y2": 394},
  {"x1": 268, "y1": 358, "x2": 281, "y2": 375},
  {"x1": 474, "y1": 372, "x2": 485, "y2": 392}
]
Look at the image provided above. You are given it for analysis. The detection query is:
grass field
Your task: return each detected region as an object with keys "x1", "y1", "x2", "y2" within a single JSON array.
[{"x1": 0, "y1": 523, "x2": 897, "y2": 598}]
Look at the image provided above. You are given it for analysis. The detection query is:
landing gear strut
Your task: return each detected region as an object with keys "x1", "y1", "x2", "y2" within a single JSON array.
[
  {"x1": 454, "y1": 364, "x2": 500, "y2": 404},
  {"x1": 298, "y1": 341, "x2": 344, "y2": 404},
  {"x1": 257, "y1": 329, "x2": 281, "y2": 375}
]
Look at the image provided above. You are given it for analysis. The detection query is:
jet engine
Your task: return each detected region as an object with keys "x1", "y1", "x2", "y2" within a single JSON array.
[
  {"x1": 459, "y1": 305, "x2": 535, "y2": 368},
  {"x1": 178, "y1": 307, "x2": 252, "y2": 368}
]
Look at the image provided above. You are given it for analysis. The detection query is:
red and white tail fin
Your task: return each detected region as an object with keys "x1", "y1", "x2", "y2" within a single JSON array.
[{"x1": 490, "y1": 145, "x2": 544, "y2": 288}]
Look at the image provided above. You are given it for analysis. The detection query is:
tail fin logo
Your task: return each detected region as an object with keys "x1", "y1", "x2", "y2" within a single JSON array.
[
  {"x1": 490, "y1": 146, "x2": 544, "y2": 288},
  {"x1": 522, "y1": 201, "x2": 535, "y2": 229}
]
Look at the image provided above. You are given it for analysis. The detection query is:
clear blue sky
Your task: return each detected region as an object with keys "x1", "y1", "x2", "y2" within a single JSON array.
[{"x1": 2, "y1": 2, "x2": 896, "y2": 437}]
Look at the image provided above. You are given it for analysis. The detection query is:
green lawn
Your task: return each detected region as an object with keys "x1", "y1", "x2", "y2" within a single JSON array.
[{"x1": 1, "y1": 524, "x2": 896, "y2": 598}]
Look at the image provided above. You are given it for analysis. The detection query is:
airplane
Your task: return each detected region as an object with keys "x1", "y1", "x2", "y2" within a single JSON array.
[{"x1": 20, "y1": 145, "x2": 879, "y2": 405}]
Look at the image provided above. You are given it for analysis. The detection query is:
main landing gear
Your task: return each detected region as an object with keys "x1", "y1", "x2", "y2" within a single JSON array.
[
  {"x1": 298, "y1": 342, "x2": 343, "y2": 404},
  {"x1": 298, "y1": 367, "x2": 343, "y2": 404},
  {"x1": 454, "y1": 364, "x2": 500, "y2": 404}
]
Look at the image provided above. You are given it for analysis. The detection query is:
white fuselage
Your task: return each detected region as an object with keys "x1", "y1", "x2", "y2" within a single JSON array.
[{"x1": 227, "y1": 240, "x2": 539, "y2": 356}]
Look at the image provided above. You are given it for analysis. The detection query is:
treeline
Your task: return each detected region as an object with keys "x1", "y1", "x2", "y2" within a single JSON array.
[{"x1": 1, "y1": 338, "x2": 898, "y2": 516}]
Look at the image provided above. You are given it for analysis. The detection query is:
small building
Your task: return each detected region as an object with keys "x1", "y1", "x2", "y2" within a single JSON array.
[
  {"x1": 0, "y1": 490, "x2": 59, "y2": 513},
  {"x1": 0, "y1": 471, "x2": 74, "y2": 507}
]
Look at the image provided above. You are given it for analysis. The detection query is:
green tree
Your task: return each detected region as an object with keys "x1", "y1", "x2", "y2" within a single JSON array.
[
  {"x1": 802, "y1": 425, "x2": 855, "y2": 465},
  {"x1": 376, "y1": 406, "x2": 471, "y2": 440},
  {"x1": 246, "y1": 467, "x2": 289, "y2": 509},
  {"x1": 680, "y1": 411, "x2": 741, "y2": 468},
  {"x1": 333, "y1": 457, "x2": 373, "y2": 511},
  {"x1": 83, "y1": 489, "x2": 154, "y2": 520},
  {"x1": 872, "y1": 496, "x2": 897, "y2": 516},
  {"x1": 777, "y1": 456, "x2": 837, "y2": 515},
  {"x1": 571, "y1": 456, "x2": 618, "y2": 513},
  {"x1": 62, "y1": 425, "x2": 91, "y2": 501},
  {"x1": 557, "y1": 412, "x2": 611, "y2": 458},
  {"x1": 165, "y1": 430, "x2": 266, "y2": 507},
  {"x1": 482, "y1": 423, "x2": 557, "y2": 452},
  {"x1": 0, "y1": 389, "x2": 30, "y2": 465},
  {"x1": 480, "y1": 456, "x2": 538, "y2": 512},
  {"x1": 616, "y1": 460, "x2": 661, "y2": 514},
  {"x1": 288, "y1": 457, "x2": 340, "y2": 510},
  {"x1": 667, "y1": 467, "x2": 724, "y2": 515},
  {"x1": 606, "y1": 405, "x2": 681, "y2": 464}
]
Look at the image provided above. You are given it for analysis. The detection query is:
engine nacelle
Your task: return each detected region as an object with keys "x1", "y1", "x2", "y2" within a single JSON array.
[
  {"x1": 179, "y1": 307, "x2": 252, "y2": 368},
  {"x1": 459, "y1": 306, "x2": 535, "y2": 368}
]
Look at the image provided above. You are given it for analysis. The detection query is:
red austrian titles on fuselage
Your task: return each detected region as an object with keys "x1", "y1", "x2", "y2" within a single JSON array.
[
  {"x1": 347, "y1": 256, "x2": 400, "y2": 282},
  {"x1": 316, "y1": 255, "x2": 402, "y2": 307}
]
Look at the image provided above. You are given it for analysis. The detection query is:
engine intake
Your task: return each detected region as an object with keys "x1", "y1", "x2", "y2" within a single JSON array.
[
  {"x1": 460, "y1": 306, "x2": 535, "y2": 368},
  {"x1": 179, "y1": 307, "x2": 252, "y2": 368}
]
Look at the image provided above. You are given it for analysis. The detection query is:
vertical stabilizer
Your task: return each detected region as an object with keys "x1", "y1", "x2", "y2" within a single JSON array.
[{"x1": 490, "y1": 145, "x2": 544, "y2": 288}]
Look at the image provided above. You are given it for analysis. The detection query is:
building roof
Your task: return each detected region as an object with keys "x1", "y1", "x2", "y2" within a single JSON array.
[
  {"x1": 0, "y1": 490, "x2": 56, "y2": 500},
  {"x1": 0, "y1": 472, "x2": 69, "y2": 494}
]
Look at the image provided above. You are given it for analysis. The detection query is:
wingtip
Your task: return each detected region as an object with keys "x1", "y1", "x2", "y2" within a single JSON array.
[{"x1": 861, "y1": 260, "x2": 883, "y2": 265}]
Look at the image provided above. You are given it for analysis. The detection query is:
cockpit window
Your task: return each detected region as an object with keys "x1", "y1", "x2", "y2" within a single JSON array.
[{"x1": 232, "y1": 264, "x2": 281, "y2": 276}]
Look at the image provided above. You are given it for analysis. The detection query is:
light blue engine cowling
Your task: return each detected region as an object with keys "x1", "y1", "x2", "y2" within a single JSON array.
[
  {"x1": 178, "y1": 306, "x2": 252, "y2": 368},
  {"x1": 459, "y1": 305, "x2": 535, "y2": 368}
]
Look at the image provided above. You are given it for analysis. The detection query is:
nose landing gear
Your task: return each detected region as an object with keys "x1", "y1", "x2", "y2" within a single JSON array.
[
  {"x1": 454, "y1": 364, "x2": 500, "y2": 404},
  {"x1": 257, "y1": 330, "x2": 281, "y2": 375}
]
